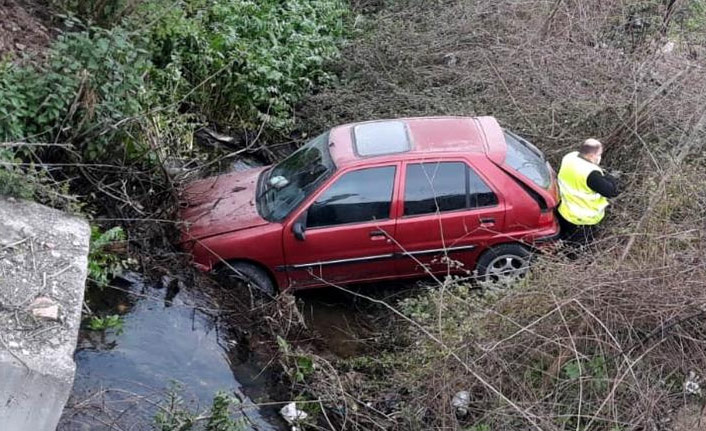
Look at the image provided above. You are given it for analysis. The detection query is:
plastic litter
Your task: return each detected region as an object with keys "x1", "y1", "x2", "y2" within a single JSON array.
[
  {"x1": 685, "y1": 371, "x2": 702, "y2": 396},
  {"x1": 452, "y1": 390, "x2": 470, "y2": 416},
  {"x1": 280, "y1": 402, "x2": 308, "y2": 430}
]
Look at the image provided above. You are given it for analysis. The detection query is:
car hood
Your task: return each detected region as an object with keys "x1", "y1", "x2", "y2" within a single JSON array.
[{"x1": 179, "y1": 167, "x2": 269, "y2": 241}]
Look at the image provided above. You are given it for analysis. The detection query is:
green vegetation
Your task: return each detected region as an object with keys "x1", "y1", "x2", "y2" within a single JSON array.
[
  {"x1": 277, "y1": 335, "x2": 316, "y2": 383},
  {"x1": 1, "y1": 0, "x2": 347, "y2": 211},
  {"x1": 144, "y1": 0, "x2": 347, "y2": 130},
  {"x1": 154, "y1": 387, "x2": 246, "y2": 431},
  {"x1": 0, "y1": 22, "x2": 150, "y2": 161},
  {"x1": 88, "y1": 225, "x2": 128, "y2": 287},
  {"x1": 87, "y1": 314, "x2": 124, "y2": 333}
]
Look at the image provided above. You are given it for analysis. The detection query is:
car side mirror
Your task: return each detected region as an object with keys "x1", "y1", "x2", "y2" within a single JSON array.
[{"x1": 292, "y1": 221, "x2": 306, "y2": 241}]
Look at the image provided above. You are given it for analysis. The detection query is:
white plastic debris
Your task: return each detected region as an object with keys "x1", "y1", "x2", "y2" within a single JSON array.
[
  {"x1": 452, "y1": 390, "x2": 470, "y2": 416},
  {"x1": 661, "y1": 41, "x2": 676, "y2": 54},
  {"x1": 280, "y1": 402, "x2": 308, "y2": 429},
  {"x1": 685, "y1": 371, "x2": 702, "y2": 396}
]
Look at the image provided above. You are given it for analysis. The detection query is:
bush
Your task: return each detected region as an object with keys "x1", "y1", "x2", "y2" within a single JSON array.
[
  {"x1": 142, "y1": 0, "x2": 347, "y2": 131},
  {"x1": 286, "y1": 0, "x2": 706, "y2": 429},
  {"x1": 1, "y1": 0, "x2": 348, "y2": 198},
  {"x1": 0, "y1": 22, "x2": 151, "y2": 161},
  {"x1": 88, "y1": 225, "x2": 128, "y2": 287}
]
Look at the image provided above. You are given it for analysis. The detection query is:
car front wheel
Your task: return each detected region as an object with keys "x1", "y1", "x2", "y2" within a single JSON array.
[
  {"x1": 475, "y1": 243, "x2": 531, "y2": 287},
  {"x1": 219, "y1": 261, "x2": 277, "y2": 296}
]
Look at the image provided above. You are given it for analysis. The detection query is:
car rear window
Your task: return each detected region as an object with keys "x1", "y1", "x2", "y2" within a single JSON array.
[{"x1": 503, "y1": 130, "x2": 551, "y2": 189}]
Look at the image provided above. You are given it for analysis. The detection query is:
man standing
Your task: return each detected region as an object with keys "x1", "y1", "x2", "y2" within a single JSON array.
[{"x1": 556, "y1": 139, "x2": 619, "y2": 246}]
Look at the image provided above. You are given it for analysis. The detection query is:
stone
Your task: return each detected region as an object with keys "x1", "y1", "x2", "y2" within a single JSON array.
[
  {"x1": 443, "y1": 53, "x2": 458, "y2": 67},
  {"x1": 32, "y1": 304, "x2": 60, "y2": 321},
  {"x1": 0, "y1": 197, "x2": 90, "y2": 431}
]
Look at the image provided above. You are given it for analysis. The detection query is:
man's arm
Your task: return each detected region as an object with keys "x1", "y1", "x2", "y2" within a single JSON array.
[{"x1": 586, "y1": 171, "x2": 619, "y2": 198}]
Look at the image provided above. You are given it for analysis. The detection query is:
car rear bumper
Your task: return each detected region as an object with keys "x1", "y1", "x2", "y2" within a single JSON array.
[{"x1": 533, "y1": 231, "x2": 560, "y2": 244}]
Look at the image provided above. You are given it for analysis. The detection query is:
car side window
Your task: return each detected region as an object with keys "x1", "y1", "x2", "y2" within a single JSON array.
[
  {"x1": 307, "y1": 166, "x2": 396, "y2": 228},
  {"x1": 468, "y1": 166, "x2": 498, "y2": 208},
  {"x1": 404, "y1": 162, "x2": 497, "y2": 216}
]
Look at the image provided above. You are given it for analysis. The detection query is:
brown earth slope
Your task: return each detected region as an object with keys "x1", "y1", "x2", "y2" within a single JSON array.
[{"x1": 0, "y1": 0, "x2": 51, "y2": 60}]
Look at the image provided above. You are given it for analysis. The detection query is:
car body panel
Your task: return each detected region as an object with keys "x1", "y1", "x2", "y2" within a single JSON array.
[
  {"x1": 281, "y1": 161, "x2": 401, "y2": 289},
  {"x1": 180, "y1": 167, "x2": 268, "y2": 242},
  {"x1": 393, "y1": 155, "x2": 507, "y2": 277}
]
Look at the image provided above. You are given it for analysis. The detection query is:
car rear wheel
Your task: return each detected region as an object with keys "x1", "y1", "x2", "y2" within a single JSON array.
[
  {"x1": 219, "y1": 261, "x2": 277, "y2": 296},
  {"x1": 475, "y1": 244, "x2": 531, "y2": 287}
]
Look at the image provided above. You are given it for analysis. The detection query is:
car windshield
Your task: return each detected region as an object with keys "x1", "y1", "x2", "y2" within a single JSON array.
[
  {"x1": 259, "y1": 132, "x2": 336, "y2": 221},
  {"x1": 503, "y1": 130, "x2": 551, "y2": 189}
]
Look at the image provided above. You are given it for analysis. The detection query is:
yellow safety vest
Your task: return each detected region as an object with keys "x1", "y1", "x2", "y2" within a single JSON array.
[{"x1": 557, "y1": 151, "x2": 609, "y2": 226}]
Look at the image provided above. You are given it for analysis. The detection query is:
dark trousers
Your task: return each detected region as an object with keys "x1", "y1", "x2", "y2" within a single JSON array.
[{"x1": 557, "y1": 211, "x2": 595, "y2": 248}]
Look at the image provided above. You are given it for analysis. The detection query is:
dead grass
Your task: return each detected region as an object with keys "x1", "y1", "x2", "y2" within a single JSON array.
[{"x1": 286, "y1": 1, "x2": 706, "y2": 430}]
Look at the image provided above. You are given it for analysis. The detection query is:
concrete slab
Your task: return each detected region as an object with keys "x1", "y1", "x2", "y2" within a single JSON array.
[{"x1": 0, "y1": 197, "x2": 90, "y2": 431}]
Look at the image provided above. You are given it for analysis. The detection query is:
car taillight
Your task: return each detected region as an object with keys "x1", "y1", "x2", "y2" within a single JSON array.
[{"x1": 538, "y1": 210, "x2": 555, "y2": 227}]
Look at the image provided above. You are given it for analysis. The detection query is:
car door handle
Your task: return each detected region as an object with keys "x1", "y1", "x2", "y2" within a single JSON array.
[
  {"x1": 369, "y1": 230, "x2": 389, "y2": 241},
  {"x1": 480, "y1": 217, "x2": 495, "y2": 226}
]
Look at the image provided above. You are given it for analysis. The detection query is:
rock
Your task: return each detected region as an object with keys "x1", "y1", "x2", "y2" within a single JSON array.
[
  {"x1": 28, "y1": 297, "x2": 60, "y2": 321},
  {"x1": 32, "y1": 305, "x2": 59, "y2": 321},
  {"x1": 443, "y1": 53, "x2": 458, "y2": 67},
  {"x1": 0, "y1": 196, "x2": 90, "y2": 431}
]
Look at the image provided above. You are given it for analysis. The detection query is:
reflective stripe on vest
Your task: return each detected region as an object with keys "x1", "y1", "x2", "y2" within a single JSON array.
[{"x1": 557, "y1": 151, "x2": 609, "y2": 225}]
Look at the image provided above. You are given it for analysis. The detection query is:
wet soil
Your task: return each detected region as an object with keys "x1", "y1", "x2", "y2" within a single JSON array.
[
  {"x1": 58, "y1": 273, "x2": 286, "y2": 431},
  {"x1": 296, "y1": 281, "x2": 421, "y2": 358}
]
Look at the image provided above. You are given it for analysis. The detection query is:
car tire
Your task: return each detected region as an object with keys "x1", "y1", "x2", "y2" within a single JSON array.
[
  {"x1": 475, "y1": 243, "x2": 532, "y2": 287},
  {"x1": 220, "y1": 261, "x2": 277, "y2": 296}
]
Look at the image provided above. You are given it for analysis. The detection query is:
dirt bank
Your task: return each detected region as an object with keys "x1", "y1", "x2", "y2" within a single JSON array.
[{"x1": 0, "y1": 0, "x2": 52, "y2": 60}]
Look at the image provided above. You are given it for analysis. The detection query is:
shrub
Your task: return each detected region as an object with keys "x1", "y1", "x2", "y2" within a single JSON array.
[
  {"x1": 88, "y1": 225, "x2": 128, "y2": 287},
  {"x1": 0, "y1": 23, "x2": 152, "y2": 161},
  {"x1": 141, "y1": 0, "x2": 348, "y2": 131},
  {"x1": 1, "y1": 0, "x2": 348, "y2": 183}
]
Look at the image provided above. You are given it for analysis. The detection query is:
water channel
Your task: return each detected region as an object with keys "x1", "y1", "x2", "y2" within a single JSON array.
[{"x1": 58, "y1": 272, "x2": 285, "y2": 431}]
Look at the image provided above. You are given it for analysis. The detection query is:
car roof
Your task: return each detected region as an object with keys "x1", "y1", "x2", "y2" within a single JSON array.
[{"x1": 327, "y1": 116, "x2": 507, "y2": 168}]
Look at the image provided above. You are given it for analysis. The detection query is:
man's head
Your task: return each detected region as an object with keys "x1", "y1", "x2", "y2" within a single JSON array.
[{"x1": 579, "y1": 138, "x2": 603, "y2": 165}]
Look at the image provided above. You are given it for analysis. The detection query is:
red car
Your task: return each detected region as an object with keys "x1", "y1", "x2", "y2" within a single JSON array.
[{"x1": 179, "y1": 116, "x2": 559, "y2": 294}]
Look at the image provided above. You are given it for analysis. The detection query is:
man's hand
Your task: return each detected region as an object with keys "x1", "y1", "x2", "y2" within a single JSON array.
[{"x1": 608, "y1": 169, "x2": 623, "y2": 180}]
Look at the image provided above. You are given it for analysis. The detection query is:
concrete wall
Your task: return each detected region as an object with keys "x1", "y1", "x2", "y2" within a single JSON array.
[{"x1": 0, "y1": 197, "x2": 90, "y2": 431}]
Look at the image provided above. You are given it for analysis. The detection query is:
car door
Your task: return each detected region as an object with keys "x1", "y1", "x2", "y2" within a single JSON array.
[
  {"x1": 394, "y1": 159, "x2": 505, "y2": 278},
  {"x1": 282, "y1": 164, "x2": 400, "y2": 289}
]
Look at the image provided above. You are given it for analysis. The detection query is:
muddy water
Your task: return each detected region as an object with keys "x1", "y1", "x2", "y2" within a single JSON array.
[
  {"x1": 58, "y1": 273, "x2": 285, "y2": 431},
  {"x1": 297, "y1": 282, "x2": 415, "y2": 358}
]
